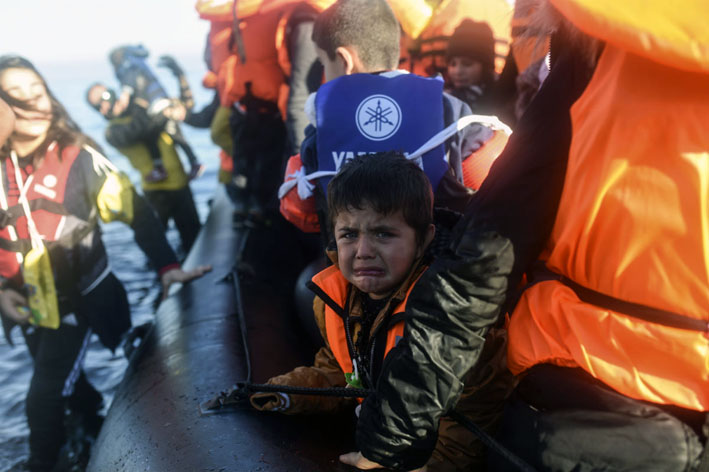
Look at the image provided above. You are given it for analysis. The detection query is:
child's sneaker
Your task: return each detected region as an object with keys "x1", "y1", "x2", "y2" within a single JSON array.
[
  {"x1": 188, "y1": 163, "x2": 205, "y2": 180},
  {"x1": 145, "y1": 164, "x2": 168, "y2": 182}
]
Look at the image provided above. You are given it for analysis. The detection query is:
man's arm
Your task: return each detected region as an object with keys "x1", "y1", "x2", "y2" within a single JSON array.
[
  {"x1": 184, "y1": 92, "x2": 220, "y2": 129},
  {"x1": 285, "y1": 9, "x2": 323, "y2": 155},
  {"x1": 356, "y1": 224, "x2": 514, "y2": 470},
  {"x1": 354, "y1": 29, "x2": 599, "y2": 470}
]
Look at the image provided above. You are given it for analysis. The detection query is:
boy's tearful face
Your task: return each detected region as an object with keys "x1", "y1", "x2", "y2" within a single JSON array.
[{"x1": 334, "y1": 206, "x2": 423, "y2": 300}]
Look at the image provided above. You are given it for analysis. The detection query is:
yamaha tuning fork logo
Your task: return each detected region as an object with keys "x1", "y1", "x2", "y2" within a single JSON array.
[{"x1": 355, "y1": 94, "x2": 402, "y2": 141}]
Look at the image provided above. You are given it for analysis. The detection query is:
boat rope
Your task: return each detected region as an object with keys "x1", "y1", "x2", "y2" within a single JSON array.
[
  {"x1": 230, "y1": 226, "x2": 252, "y2": 383},
  {"x1": 201, "y1": 378, "x2": 536, "y2": 472}
]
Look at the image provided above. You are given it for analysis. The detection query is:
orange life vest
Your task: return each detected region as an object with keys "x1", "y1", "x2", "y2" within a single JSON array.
[
  {"x1": 508, "y1": 0, "x2": 549, "y2": 75},
  {"x1": 311, "y1": 265, "x2": 419, "y2": 395},
  {"x1": 279, "y1": 153, "x2": 320, "y2": 233},
  {"x1": 461, "y1": 128, "x2": 508, "y2": 191},
  {"x1": 390, "y1": 0, "x2": 513, "y2": 77},
  {"x1": 507, "y1": 9, "x2": 709, "y2": 411},
  {"x1": 203, "y1": 20, "x2": 233, "y2": 89},
  {"x1": 196, "y1": 0, "x2": 334, "y2": 117}
]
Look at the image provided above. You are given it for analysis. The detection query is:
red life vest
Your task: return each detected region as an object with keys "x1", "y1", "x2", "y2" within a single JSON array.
[
  {"x1": 0, "y1": 144, "x2": 80, "y2": 280},
  {"x1": 279, "y1": 153, "x2": 320, "y2": 233},
  {"x1": 461, "y1": 128, "x2": 508, "y2": 191}
]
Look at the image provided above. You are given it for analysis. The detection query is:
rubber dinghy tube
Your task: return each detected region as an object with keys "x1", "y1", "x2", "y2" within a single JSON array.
[{"x1": 87, "y1": 187, "x2": 357, "y2": 471}]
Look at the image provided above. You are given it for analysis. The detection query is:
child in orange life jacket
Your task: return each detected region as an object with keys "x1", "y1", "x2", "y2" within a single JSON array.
[
  {"x1": 254, "y1": 151, "x2": 514, "y2": 471},
  {"x1": 252, "y1": 151, "x2": 434, "y2": 470}
]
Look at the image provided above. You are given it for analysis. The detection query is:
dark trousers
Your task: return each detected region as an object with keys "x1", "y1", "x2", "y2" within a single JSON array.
[
  {"x1": 229, "y1": 103, "x2": 287, "y2": 209},
  {"x1": 144, "y1": 185, "x2": 201, "y2": 254},
  {"x1": 490, "y1": 365, "x2": 707, "y2": 472},
  {"x1": 22, "y1": 319, "x2": 101, "y2": 471}
]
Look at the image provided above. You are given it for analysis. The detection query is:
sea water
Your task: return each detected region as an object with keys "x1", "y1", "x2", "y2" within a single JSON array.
[{"x1": 0, "y1": 56, "x2": 221, "y2": 470}]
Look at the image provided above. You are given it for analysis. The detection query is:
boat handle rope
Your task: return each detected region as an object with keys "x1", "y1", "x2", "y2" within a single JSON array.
[
  {"x1": 200, "y1": 379, "x2": 535, "y2": 472},
  {"x1": 200, "y1": 223, "x2": 536, "y2": 472}
]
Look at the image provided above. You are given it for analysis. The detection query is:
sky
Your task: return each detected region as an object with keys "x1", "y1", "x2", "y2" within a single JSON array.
[{"x1": 1, "y1": 0, "x2": 210, "y2": 65}]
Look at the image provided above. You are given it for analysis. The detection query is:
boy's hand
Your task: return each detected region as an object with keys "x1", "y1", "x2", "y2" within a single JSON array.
[
  {"x1": 339, "y1": 452, "x2": 427, "y2": 471},
  {"x1": 160, "y1": 265, "x2": 212, "y2": 300},
  {"x1": 0, "y1": 289, "x2": 31, "y2": 325},
  {"x1": 249, "y1": 392, "x2": 290, "y2": 412}
]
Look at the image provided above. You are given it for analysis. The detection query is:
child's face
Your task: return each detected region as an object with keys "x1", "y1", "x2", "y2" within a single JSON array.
[
  {"x1": 334, "y1": 205, "x2": 426, "y2": 299},
  {"x1": 447, "y1": 56, "x2": 484, "y2": 89}
]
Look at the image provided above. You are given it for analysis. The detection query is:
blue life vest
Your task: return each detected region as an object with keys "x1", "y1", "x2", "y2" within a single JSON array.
[{"x1": 315, "y1": 73, "x2": 448, "y2": 194}]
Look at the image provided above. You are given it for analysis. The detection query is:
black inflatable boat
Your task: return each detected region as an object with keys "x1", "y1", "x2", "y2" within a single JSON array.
[{"x1": 87, "y1": 188, "x2": 357, "y2": 471}]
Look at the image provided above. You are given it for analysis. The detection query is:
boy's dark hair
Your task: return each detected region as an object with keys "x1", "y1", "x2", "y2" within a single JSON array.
[
  {"x1": 312, "y1": 0, "x2": 400, "y2": 71},
  {"x1": 327, "y1": 152, "x2": 433, "y2": 244}
]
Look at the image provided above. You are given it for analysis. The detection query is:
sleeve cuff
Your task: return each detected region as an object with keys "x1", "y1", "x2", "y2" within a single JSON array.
[{"x1": 158, "y1": 263, "x2": 180, "y2": 277}]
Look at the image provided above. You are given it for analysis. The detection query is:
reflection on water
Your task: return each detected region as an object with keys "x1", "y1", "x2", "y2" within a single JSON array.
[{"x1": 0, "y1": 57, "x2": 219, "y2": 471}]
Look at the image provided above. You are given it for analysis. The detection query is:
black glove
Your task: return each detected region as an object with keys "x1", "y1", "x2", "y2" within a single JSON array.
[{"x1": 157, "y1": 55, "x2": 183, "y2": 76}]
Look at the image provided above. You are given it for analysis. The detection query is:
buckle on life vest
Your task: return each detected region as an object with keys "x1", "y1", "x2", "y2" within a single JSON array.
[
  {"x1": 345, "y1": 358, "x2": 365, "y2": 389},
  {"x1": 0, "y1": 208, "x2": 12, "y2": 229}
]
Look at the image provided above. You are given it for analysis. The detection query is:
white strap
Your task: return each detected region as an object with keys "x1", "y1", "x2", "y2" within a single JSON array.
[
  {"x1": 10, "y1": 150, "x2": 43, "y2": 250},
  {"x1": 406, "y1": 114, "x2": 512, "y2": 161},
  {"x1": 277, "y1": 168, "x2": 336, "y2": 200},
  {"x1": 83, "y1": 144, "x2": 118, "y2": 175},
  {"x1": 278, "y1": 114, "x2": 512, "y2": 201},
  {"x1": 0, "y1": 155, "x2": 23, "y2": 263}
]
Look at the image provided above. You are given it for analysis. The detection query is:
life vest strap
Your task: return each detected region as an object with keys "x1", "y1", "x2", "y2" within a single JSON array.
[
  {"x1": 532, "y1": 267, "x2": 709, "y2": 333},
  {"x1": 0, "y1": 199, "x2": 69, "y2": 229},
  {"x1": 278, "y1": 114, "x2": 511, "y2": 201},
  {"x1": 0, "y1": 238, "x2": 31, "y2": 254},
  {"x1": 0, "y1": 215, "x2": 97, "y2": 256}
]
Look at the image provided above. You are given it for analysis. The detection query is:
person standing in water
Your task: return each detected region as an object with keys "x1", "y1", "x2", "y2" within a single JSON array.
[
  {"x1": 86, "y1": 82, "x2": 202, "y2": 257},
  {"x1": 0, "y1": 55, "x2": 210, "y2": 472}
]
